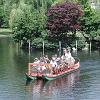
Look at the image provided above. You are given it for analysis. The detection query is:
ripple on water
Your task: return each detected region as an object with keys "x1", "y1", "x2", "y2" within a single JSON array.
[{"x1": 0, "y1": 37, "x2": 100, "y2": 100}]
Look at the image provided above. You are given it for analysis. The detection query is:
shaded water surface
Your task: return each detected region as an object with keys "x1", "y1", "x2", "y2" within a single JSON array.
[{"x1": 0, "y1": 37, "x2": 100, "y2": 100}]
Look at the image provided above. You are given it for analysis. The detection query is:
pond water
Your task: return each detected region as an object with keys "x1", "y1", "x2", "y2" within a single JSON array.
[{"x1": 0, "y1": 37, "x2": 100, "y2": 100}]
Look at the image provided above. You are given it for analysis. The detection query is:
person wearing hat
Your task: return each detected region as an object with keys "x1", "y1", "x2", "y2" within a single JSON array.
[
  {"x1": 33, "y1": 58, "x2": 40, "y2": 64},
  {"x1": 50, "y1": 56, "x2": 58, "y2": 74},
  {"x1": 62, "y1": 48, "x2": 75, "y2": 66}
]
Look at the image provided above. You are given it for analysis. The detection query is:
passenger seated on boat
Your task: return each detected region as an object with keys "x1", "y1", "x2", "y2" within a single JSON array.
[
  {"x1": 50, "y1": 57, "x2": 57, "y2": 74},
  {"x1": 63, "y1": 48, "x2": 71, "y2": 58},
  {"x1": 32, "y1": 58, "x2": 41, "y2": 73},
  {"x1": 56, "y1": 57, "x2": 61, "y2": 68},
  {"x1": 33, "y1": 58, "x2": 40, "y2": 64},
  {"x1": 56, "y1": 57, "x2": 61, "y2": 64},
  {"x1": 50, "y1": 57, "x2": 57, "y2": 67},
  {"x1": 40, "y1": 57, "x2": 45, "y2": 64},
  {"x1": 63, "y1": 48, "x2": 75, "y2": 67},
  {"x1": 61, "y1": 55, "x2": 66, "y2": 63},
  {"x1": 63, "y1": 62, "x2": 68, "y2": 71},
  {"x1": 44, "y1": 55, "x2": 50, "y2": 63},
  {"x1": 55, "y1": 57, "x2": 61, "y2": 73},
  {"x1": 38, "y1": 57, "x2": 50, "y2": 73},
  {"x1": 54, "y1": 54, "x2": 58, "y2": 59},
  {"x1": 61, "y1": 48, "x2": 67, "y2": 62},
  {"x1": 59, "y1": 56, "x2": 66, "y2": 72}
]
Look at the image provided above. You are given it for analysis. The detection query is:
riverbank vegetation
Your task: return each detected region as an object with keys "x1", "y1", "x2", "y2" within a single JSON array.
[{"x1": 0, "y1": 0, "x2": 100, "y2": 50}]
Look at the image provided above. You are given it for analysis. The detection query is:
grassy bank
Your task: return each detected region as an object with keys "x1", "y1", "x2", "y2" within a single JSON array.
[
  {"x1": 0, "y1": 28, "x2": 12, "y2": 34},
  {"x1": 0, "y1": 28, "x2": 12, "y2": 37}
]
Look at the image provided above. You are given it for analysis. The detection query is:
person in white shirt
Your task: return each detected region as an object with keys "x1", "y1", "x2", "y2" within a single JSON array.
[
  {"x1": 33, "y1": 58, "x2": 40, "y2": 64},
  {"x1": 50, "y1": 57, "x2": 57, "y2": 68},
  {"x1": 63, "y1": 48, "x2": 75, "y2": 66}
]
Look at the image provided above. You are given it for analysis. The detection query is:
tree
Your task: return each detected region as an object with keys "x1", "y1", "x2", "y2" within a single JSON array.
[
  {"x1": 0, "y1": 0, "x2": 21, "y2": 28},
  {"x1": 10, "y1": 1, "x2": 34, "y2": 43},
  {"x1": 76, "y1": 0, "x2": 100, "y2": 49},
  {"x1": 79, "y1": 0, "x2": 100, "y2": 41},
  {"x1": 46, "y1": 2, "x2": 83, "y2": 42},
  {"x1": 0, "y1": 4, "x2": 4, "y2": 27},
  {"x1": 89, "y1": 9, "x2": 100, "y2": 38},
  {"x1": 10, "y1": 0, "x2": 48, "y2": 47}
]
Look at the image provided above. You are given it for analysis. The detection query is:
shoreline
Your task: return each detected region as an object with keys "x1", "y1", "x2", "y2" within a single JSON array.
[
  {"x1": 0, "y1": 28, "x2": 12, "y2": 33},
  {"x1": 0, "y1": 34, "x2": 12, "y2": 37},
  {"x1": 0, "y1": 28, "x2": 12, "y2": 37}
]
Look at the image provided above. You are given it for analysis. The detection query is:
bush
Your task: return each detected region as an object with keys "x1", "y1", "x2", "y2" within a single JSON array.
[
  {"x1": 32, "y1": 37, "x2": 58, "y2": 49},
  {"x1": 10, "y1": 1, "x2": 48, "y2": 47}
]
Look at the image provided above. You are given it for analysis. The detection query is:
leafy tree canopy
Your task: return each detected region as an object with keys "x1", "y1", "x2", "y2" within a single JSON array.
[
  {"x1": 46, "y1": 2, "x2": 83, "y2": 40},
  {"x1": 10, "y1": 0, "x2": 47, "y2": 45},
  {"x1": 79, "y1": 2, "x2": 100, "y2": 41}
]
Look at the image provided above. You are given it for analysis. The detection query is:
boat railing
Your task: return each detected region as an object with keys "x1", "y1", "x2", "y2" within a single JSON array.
[
  {"x1": 28, "y1": 63, "x2": 52, "y2": 75},
  {"x1": 28, "y1": 57, "x2": 80, "y2": 75}
]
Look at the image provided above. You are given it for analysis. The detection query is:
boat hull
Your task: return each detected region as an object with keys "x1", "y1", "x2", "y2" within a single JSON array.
[
  {"x1": 43, "y1": 68, "x2": 79, "y2": 81},
  {"x1": 25, "y1": 73, "x2": 37, "y2": 80},
  {"x1": 26, "y1": 60, "x2": 80, "y2": 81}
]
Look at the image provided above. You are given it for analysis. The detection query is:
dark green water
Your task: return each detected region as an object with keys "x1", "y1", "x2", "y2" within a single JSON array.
[{"x1": 0, "y1": 37, "x2": 100, "y2": 100}]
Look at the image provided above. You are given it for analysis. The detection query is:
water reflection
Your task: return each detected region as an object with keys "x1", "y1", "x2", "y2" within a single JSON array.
[
  {"x1": 0, "y1": 37, "x2": 100, "y2": 100},
  {"x1": 26, "y1": 70, "x2": 80, "y2": 100}
]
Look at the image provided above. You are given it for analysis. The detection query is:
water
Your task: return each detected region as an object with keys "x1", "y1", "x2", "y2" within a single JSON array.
[{"x1": 0, "y1": 37, "x2": 100, "y2": 100}]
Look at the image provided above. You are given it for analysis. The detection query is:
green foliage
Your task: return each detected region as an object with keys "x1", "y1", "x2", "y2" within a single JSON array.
[
  {"x1": 0, "y1": 4, "x2": 4, "y2": 27},
  {"x1": 79, "y1": 5, "x2": 94, "y2": 32},
  {"x1": 53, "y1": 0, "x2": 78, "y2": 5},
  {"x1": 92, "y1": 9, "x2": 100, "y2": 37},
  {"x1": 0, "y1": 0, "x2": 56, "y2": 28},
  {"x1": 79, "y1": 0, "x2": 100, "y2": 41},
  {"x1": 10, "y1": 1, "x2": 48, "y2": 46},
  {"x1": 80, "y1": 6, "x2": 100, "y2": 39},
  {"x1": 32, "y1": 37, "x2": 44, "y2": 48},
  {"x1": 0, "y1": 0, "x2": 20, "y2": 27},
  {"x1": 1, "y1": 0, "x2": 100, "y2": 50},
  {"x1": 10, "y1": 2, "x2": 34, "y2": 42},
  {"x1": 77, "y1": 0, "x2": 88, "y2": 5},
  {"x1": 1, "y1": 1, "x2": 12, "y2": 27},
  {"x1": 77, "y1": 37, "x2": 86, "y2": 50},
  {"x1": 32, "y1": 37, "x2": 58, "y2": 49}
]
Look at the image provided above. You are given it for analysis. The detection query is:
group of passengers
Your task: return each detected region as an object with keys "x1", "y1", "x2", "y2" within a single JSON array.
[
  {"x1": 33, "y1": 55, "x2": 50, "y2": 64},
  {"x1": 49, "y1": 48, "x2": 75, "y2": 74},
  {"x1": 33, "y1": 48, "x2": 75, "y2": 74}
]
